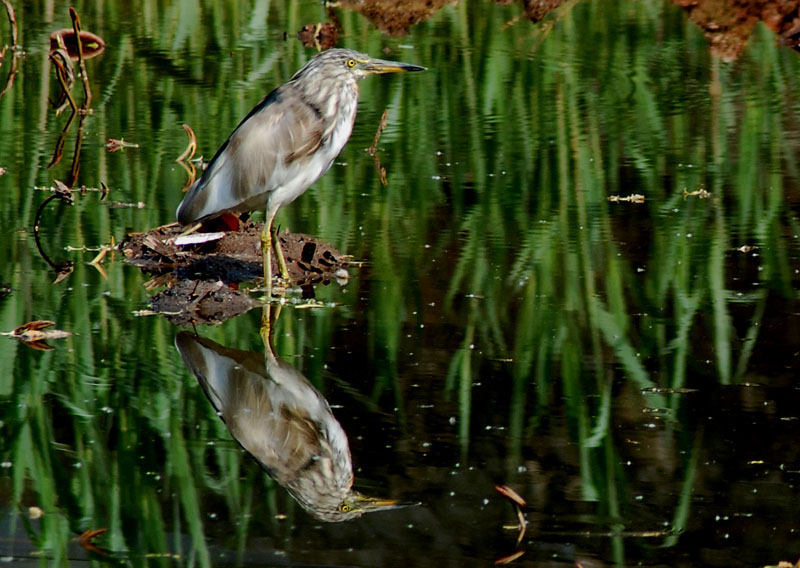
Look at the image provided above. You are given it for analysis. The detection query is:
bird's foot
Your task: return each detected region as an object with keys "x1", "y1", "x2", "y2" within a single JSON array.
[{"x1": 257, "y1": 277, "x2": 289, "y2": 302}]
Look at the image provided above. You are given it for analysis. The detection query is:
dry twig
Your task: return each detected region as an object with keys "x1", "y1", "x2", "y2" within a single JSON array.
[
  {"x1": 368, "y1": 110, "x2": 390, "y2": 186},
  {"x1": 69, "y1": 7, "x2": 92, "y2": 108},
  {"x1": 2, "y1": 0, "x2": 17, "y2": 48},
  {"x1": 607, "y1": 193, "x2": 645, "y2": 203},
  {"x1": 368, "y1": 109, "x2": 389, "y2": 156},
  {"x1": 176, "y1": 124, "x2": 198, "y2": 162}
]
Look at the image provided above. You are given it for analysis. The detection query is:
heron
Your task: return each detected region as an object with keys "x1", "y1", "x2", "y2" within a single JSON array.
[
  {"x1": 175, "y1": 48, "x2": 425, "y2": 295},
  {"x1": 175, "y1": 324, "x2": 414, "y2": 521}
]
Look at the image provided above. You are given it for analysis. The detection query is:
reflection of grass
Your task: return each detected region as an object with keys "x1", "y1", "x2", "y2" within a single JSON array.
[
  {"x1": 0, "y1": 0, "x2": 799, "y2": 563},
  {"x1": 431, "y1": 0, "x2": 796, "y2": 555}
]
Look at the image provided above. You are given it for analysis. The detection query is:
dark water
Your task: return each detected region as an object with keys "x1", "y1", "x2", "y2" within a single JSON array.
[{"x1": 1, "y1": 0, "x2": 800, "y2": 566}]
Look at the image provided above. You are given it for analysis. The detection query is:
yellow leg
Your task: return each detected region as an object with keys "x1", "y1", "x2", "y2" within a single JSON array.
[
  {"x1": 272, "y1": 229, "x2": 290, "y2": 282},
  {"x1": 259, "y1": 303, "x2": 282, "y2": 358},
  {"x1": 260, "y1": 220, "x2": 272, "y2": 297},
  {"x1": 260, "y1": 304, "x2": 271, "y2": 345}
]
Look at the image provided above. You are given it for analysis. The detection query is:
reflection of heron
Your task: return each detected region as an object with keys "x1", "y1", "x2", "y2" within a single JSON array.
[
  {"x1": 175, "y1": 49, "x2": 425, "y2": 295},
  {"x1": 175, "y1": 318, "x2": 410, "y2": 521}
]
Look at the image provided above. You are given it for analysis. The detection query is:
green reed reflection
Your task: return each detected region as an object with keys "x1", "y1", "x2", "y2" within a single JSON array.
[{"x1": 0, "y1": 0, "x2": 799, "y2": 565}]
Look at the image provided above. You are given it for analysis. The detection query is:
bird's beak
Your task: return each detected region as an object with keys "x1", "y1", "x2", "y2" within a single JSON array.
[
  {"x1": 363, "y1": 57, "x2": 426, "y2": 75},
  {"x1": 355, "y1": 493, "x2": 421, "y2": 513}
]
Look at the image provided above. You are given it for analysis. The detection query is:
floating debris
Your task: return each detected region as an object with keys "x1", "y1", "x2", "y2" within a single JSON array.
[
  {"x1": 496, "y1": 485, "x2": 527, "y2": 547},
  {"x1": 495, "y1": 484, "x2": 526, "y2": 507},
  {"x1": 49, "y1": 28, "x2": 105, "y2": 60},
  {"x1": 121, "y1": 222, "x2": 351, "y2": 288},
  {"x1": 106, "y1": 138, "x2": 139, "y2": 152},
  {"x1": 683, "y1": 187, "x2": 711, "y2": 199},
  {"x1": 607, "y1": 194, "x2": 645, "y2": 203},
  {"x1": 100, "y1": 200, "x2": 145, "y2": 209},
  {"x1": 88, "y1": 240, "x2": 115, "y2": 277},
  {"x1": 78, "y1": 527, "x2": 108, "y2": 556},
  {"x1": 494, "y1": 550, "x2": 525, "y2": 565},
  {"x1": 176, "y1": 124, "x2": 197, "y2": 162},
  {"x1": 35, "y1": 182, "x2": 110, "y2": 198},
  {"x1": 641, "y1": 386, "x2": 698, "y2": 395},
  {"x1": 1, "y1": 320, "x2": 72, "y2": 351}
]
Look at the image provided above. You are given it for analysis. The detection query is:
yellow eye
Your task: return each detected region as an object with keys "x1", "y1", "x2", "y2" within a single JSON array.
[
  {"x1": 339, "y1": 503, "x2": 351, "y2": 512},
  {"x1": 346, "y1": 59, "x2": 356, "y2": 68}
]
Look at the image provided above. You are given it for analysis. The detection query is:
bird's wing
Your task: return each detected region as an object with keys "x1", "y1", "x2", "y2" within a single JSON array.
[
  {"x1": 176, "y1": 85, "x2": 329, "y2": 224},
  {"x1": 174, "y1": 332, "x2": 332, "y2": 486},
  {"x1": 228, "y1": 363, "x2": 329, "y2": 485}
]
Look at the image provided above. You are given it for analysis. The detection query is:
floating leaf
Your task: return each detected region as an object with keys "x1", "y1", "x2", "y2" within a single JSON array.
[
  {"x1": 176, "y1": 124, "x2": 197, "y2": 162},
  {"x1": 52, "y1": 179, "x2": 75, "y2": 204},
  {"x1": 78, "y1": 527, "x2": 108, "y2": 555},
  {"x1": 494, "y1": 550, "x2": 525, "y2": 565},
  {"x1": 23, "y1": 340, "x2": 55, "y2": 352},
  {"x1": 2, "y1": 320, "x2": 72, "y2": 345},
  {"x1": 106, "y1": 138, "x2": 140, "y2": 152},
  {"x1": 49, "y1": 28, "x2": 105, "y2": 59},
  {"x1": 495, "y1": 484, "x2": 527, "y2": 507}
]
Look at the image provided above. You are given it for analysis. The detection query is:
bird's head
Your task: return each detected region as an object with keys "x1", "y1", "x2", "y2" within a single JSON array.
[
  {"x1": 301, "y1": 489, "x2": 419, "y2": 523},
  {"x1": 295, "y1": 48, "x2": 426, "y2": 83},
  {"x1": 333, "y1": 491, "x2": 419, "y2": 522}
]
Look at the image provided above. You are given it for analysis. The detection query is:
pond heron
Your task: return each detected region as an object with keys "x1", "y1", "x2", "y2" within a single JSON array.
[
  {"x1": 175, "y1": 327, "x2": 414, "y2": 521},
  {"x1": 176, "y1": 48, "x2": 425, "y2": 294}
]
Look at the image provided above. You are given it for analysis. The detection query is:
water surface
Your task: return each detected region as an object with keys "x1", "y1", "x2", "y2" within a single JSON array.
[{"x1": 1, "y1": 1, "x2": 800, "y2": 566}]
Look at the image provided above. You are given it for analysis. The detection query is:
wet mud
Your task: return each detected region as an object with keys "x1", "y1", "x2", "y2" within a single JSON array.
[
  {"x1": 120, "y1": 222, "x2": 351, "y2": 325},
  {"x1": 121, "y1": 222, "x2": 349, "y2": 284}
]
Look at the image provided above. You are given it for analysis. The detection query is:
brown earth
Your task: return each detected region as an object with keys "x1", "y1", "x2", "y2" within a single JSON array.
[
  {"x1": 671, "y1": 0, "x2": 800, "y2": 61},
  {"x1": 120, "y1": 222, "x2": 351, "y2": 325}
]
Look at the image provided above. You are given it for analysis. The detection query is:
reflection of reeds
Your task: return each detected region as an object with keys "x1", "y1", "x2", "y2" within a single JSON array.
[
  {"x1": 422, "y1": 0, "x2": 793, "y2": 553},
  {"x1": 2, "y1": 0, "x2": 799, "y2": 563}
]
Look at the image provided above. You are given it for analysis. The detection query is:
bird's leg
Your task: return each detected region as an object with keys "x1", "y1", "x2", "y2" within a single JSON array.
[
  {"x1": 259, "y1": 303, "x2": 271, "y2": 346},
  {"x1": 259, "y1": 302, "x2": 283, "y2": 347},
  {"x1": 178, "y1": 222, "x2": 203, "y2": 237},
  {"x1": 260, "y1": 219, "x2": 273, "y2": 297},
  {"x1": 271, "y1": 227, "x2": 291, "y2": 282}
]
